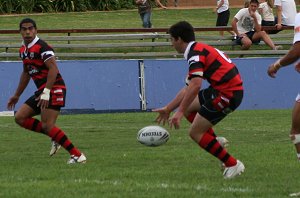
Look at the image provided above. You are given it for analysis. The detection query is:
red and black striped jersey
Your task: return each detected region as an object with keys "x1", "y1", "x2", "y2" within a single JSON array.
[
  {"x1": 184, "y1": 41, "x2": 243, "y2": 97},
  {"x1": 19, "y1": 36, "x2": 65, "y2": 91}
]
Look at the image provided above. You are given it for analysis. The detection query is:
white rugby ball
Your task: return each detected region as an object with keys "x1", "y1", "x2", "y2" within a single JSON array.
[{"x1": 137, "y1": 125, "x2": 169, "y2": 147}]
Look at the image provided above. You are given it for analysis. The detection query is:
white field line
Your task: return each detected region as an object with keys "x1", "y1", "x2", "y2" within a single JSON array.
[
  {"x1": 290, "y1": 192, "x2": 300, "y2": 197},
  {"x1": 221, "y1": 186, "x2": 251, "y2": 193},
  {"x1": 0, "y1": 111, "x2": 14, "y2": 116},
  {"x1": 73, "y1": 179, "x2": 252, "y2": 193}
]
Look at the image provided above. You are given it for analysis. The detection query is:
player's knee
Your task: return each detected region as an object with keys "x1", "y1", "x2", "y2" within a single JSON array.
[
  {"x1": 189, "y1": 130, "x2": 197, "y2": 142},
  {"x1": 260, "y1": 30, "x2": 267, "y2": 36},
  {"x1": 14, "y1": 114, "x2": 25, "y2": 126},
  {"x1": 189, "y1": 129, "x2": 204, "y2": 143},
  {"x1": 14, "y1": 116, "x2": 22, "y2": 126},
  {"x1": 242, "y1": 41, "x2": 252, "y2": 49}
]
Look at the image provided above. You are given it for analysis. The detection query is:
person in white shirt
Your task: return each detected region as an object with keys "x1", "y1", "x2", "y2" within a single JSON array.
[
  {"x1": 258, "y1": 0, "x2": 278, "y2": 34},
  {"x1": 267, "y1": 12, "x2": 300, "y2": 162},
  {"x1": 274, "y1": 0, "x2": 297, "y2": 31},
  {"x1": 231, "y1": 0, "x2": 280, "y2": 50},
  {"x1": 214, "y1": 0, "x2": 236, "y2": 37},
  {"x1": 258, "y1": 0, "x2": 275, "y2": 26}
]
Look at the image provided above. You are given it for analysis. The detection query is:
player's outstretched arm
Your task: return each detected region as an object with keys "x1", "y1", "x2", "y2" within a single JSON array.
[
  {"x1": 268, "y1": 41, "x2": 300, "y2": 78},
  {"x1": 153, "y1": 87, "x2": 187, "y2": 125}
]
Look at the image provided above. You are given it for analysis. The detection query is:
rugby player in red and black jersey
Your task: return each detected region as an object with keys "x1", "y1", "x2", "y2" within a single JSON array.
[
  {"x1": 7, "y1": 18, "x2": 86, "y2": 164},
  {"x1": 153, "y1": 21, "x2": 245, "y2": 179}
]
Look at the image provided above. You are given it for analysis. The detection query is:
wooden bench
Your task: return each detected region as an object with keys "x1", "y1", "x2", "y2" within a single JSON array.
[{"x1": 0, "y1": 26, "x2": 294, "y2": 59}]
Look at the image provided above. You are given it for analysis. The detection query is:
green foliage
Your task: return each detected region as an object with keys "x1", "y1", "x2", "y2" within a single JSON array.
[
  {"x1": 33, "y1": 0, "x2": 54, "y2": 13},
  {"x1": 0, "y1": 110, "x2": 300, "y2": 197},
  {"x1": 98, "y1": 0, "x2": 121, "y2": 11},
  {"x1": 0, "y1": 0, "x2": 15, "y2": 14},
  {"x1": 0, "y1": 0, "x2": 155, "y2": 13},
  {"x1": 118, "y1": 0, "x2": 136, "y2": 9},
  {"x1": 51, "y1": 0, "x2": 87, "y2": 12}
]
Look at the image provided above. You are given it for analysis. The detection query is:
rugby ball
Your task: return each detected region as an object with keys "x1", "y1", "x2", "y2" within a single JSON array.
[{"x1": 137, "y1": 125, "x2": 169, "y2": 147}]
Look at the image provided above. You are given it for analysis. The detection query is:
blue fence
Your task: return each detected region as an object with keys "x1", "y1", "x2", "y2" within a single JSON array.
[{"x1": 0, "y1": 58, "x2": 299, "y2": 113}]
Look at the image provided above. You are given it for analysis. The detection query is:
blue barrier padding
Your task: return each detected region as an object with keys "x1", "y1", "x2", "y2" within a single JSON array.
[
  {"x1": 234, "y1": 58, "x2": 299, "y2": 109},
  {"x1": 59, "y1": 60, "x2": 140, "y2": 111},
  {"x1": 143, "y1": 59, "x2": 208, "y2": 110},
  {"x1": 0, "y1": 61, "x2": 36, "y2": 111},
  {"x1": 0, "y1": 60, "x2": 140, "y2": 112},
  {"x1": 144, "y1": 58, "x2": 299, "y2": 110},
  {"x1": 0, "y1": 58, "x2": 298, "y2": 113}
]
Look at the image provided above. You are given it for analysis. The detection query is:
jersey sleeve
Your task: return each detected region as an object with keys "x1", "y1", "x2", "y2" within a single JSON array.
[
  {"x1": 187, "y1": 50, "x2": 204, "y2": 79},
  {"x1": 40, "y1": 43, "x2": 55, "y2": 62}
]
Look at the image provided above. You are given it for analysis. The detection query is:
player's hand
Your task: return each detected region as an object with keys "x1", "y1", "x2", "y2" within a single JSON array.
[
  {"x1": 267, "y1": 64, "x2": 278, "y2": 78},
  {"x1": 268, "y1": 60, "x2": 282, "y2": 78},
  {"x1": 153, "y1": 106, "x2": 171, "y2": 125},
  {"x1": 169, "y1": 111, "x2": 184, "y2": 129},
  {"x1": 295, "y1": 62, "x2": 300, "y2": 73},
  {"x1": 36, "y1": 88, "x2": 50, "y2": 109},
  {"x1": 7, "y1": 95, "x2": 19, "y2": 110}
]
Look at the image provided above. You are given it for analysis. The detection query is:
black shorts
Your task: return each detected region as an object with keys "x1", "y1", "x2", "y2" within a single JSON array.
[
  {"x1": 235, "y1": 31, "x2": 261, "y2": 45},
  {"x1": 25, "y1": 88, "x2": 66, "y2": 115},
  {"x1": 198, "y1": 87, "x2": 243, "y2": 125},
  {"x1": 216, "y1": 9, "x2": 230, "y2": 26},
  {"x1": 262, "y1": 20, "x2": 275, "y2": 26}
]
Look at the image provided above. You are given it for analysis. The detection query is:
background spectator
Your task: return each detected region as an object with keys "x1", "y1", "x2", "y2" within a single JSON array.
[
  {"x1": 136, "y1": 0, "x2": 166, "y2": 28},
  {"x1": 258, "y1": 0, "x2": 277, "y2": 34},
  {"x1": 258, "y1": 0, "x2": 275, "y2": 26},
  {"x1": 214, "y1": 0, "x2": 237, "y2": 38},
  {"x1": 274, "y1": 0, "x2": 297, "y2": 31},
  {"x1": 232, "y1": 0, "x2": 281, "y2": 50}
]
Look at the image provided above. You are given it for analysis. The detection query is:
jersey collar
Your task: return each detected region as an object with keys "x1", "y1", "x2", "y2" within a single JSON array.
[
  {"x1": 184, "y1": 41, "x2": 195, "y2": 60},
  {"x1": 22, "y1": 36, "x2": 39, "y2": 48}
]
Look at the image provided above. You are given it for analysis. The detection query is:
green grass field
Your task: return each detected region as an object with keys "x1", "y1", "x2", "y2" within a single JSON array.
[
  {"x1": 1, "y1": 110, "x2": 300, "y2": 197},
  {"x1": 0, "y1": 8, "x2": 221, "y2": 29}
]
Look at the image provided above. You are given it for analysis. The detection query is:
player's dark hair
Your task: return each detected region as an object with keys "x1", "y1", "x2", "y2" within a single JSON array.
[
  {"x1": 250, "y1": 0, "x2": 259, "y2": 5},
  {"x1": 168, "y1": 21, "x2": 195, "y2": 43},
  {"x1": 19, "y1": 18, "x2": 37, "y2": 30}
]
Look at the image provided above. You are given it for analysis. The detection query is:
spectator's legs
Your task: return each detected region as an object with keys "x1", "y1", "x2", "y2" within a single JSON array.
[
  {"x1": 240, "y1": 36, "x2": 252, "y2": 50},
  {"x1": 252, "y1": 31, "x2": 276, "y2": 49},
  {"x1": 141, "y1": 12, "x2": 152, "y2": 28}
]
